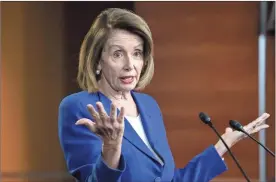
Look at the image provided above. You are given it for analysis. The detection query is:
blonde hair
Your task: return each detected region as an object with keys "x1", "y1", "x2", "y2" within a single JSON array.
[{"x1": 77, "y1": 8, "x2": 154, "y2": 92}]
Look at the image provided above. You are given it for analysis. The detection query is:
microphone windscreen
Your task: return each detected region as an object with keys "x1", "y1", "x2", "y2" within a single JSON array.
[
  {"x1": 229, "y1": 120, "x2": 244, "y2": 132},
  {"x1": 199, "y1": 112, "x2": 211, "y2": 124}
]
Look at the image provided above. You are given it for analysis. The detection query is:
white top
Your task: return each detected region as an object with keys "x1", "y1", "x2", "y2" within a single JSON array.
[{"x1": 125, "y1": 115, "x2": 164, "y2": 166}]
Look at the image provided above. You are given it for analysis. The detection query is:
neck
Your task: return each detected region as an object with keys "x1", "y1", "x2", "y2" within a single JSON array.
[{"x1": 98, "y1": 78, "x2": 131, "y2": 101}]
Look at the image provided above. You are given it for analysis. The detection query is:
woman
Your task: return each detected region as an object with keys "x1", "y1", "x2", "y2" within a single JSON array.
[{"x1": 58, "y1": 8, "x2": 270, "y2": 182}]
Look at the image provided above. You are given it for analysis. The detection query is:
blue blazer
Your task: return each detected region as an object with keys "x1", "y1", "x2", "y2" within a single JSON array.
[{"x1": 58, "y1": 91, "x2": 227, "y2": 182}]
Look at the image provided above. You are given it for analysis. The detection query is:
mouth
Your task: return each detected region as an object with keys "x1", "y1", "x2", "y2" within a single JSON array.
[{"x1": 119, "y1": 76, "x2": 135, "y2": 84}]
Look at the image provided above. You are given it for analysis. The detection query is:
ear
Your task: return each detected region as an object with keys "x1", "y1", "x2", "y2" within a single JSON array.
[
  {"x1": 97, "y1": 60, "x2": 102, "y2": 71},
  {"x1": 97, "y1": 50, "x2": 104, "y2": 71}
]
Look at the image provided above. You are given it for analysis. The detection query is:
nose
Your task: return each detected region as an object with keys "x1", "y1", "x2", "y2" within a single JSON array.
[{"x1": 123, "y1": 55, "x2": 134, "y2": 71}]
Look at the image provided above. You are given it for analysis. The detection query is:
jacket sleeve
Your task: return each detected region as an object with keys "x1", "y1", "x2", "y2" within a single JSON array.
[
  {"x1": 172, "y1": 145, "x2": 227, "y2": 182},
  {"x1": 58, "y1": 97, "x2": 126, "y2": 182}
]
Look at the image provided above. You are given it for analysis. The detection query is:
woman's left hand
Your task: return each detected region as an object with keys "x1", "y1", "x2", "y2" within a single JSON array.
[{"x1": 215, "y1": 113, "x2": 270, "y2": 157}]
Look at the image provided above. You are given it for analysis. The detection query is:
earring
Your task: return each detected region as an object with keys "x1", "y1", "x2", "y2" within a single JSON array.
[{"x1": 96, "y1": 70, "x2": 100, "y2": 75}]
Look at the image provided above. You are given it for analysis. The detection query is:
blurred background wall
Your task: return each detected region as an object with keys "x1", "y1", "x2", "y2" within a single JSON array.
[{"x1": 1, "y1": 2, "x2": 274, "y2": 182}]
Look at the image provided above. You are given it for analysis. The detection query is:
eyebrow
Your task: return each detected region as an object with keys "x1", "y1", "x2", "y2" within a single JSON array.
[{"x1": 107, "y1": 44, "x2": 143, "y2": 50}]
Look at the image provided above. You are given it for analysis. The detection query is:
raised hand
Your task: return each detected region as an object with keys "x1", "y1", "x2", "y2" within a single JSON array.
[
  {"x1": 242, "y1": 112, "x2": 270, "y2": 136},
  {"x1": 76, "y1": 102, "x2": 125, "y2": 148},
  {"x1": 215, "y1": 113, "x2": 270, "y2": 156}
]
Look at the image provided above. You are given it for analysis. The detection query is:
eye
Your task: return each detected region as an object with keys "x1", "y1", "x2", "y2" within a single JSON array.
[
  {"x1": 134, "y1": 50, "x2": 143, "y2": 58},
  {"x1": 113, "y1": 50, "x2": 123, "y2": 58}
]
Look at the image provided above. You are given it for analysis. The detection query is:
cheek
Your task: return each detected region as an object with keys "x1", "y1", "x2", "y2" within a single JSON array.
[
  {"x1": 102, "y1": 62, "x2": 120, "y2": 76},
  {"x1": 107, "y1": 69, "x2": 120, "y2": 79},
  {"x1": 136, "y1": 61, "x2": 144, "y2": 73}
]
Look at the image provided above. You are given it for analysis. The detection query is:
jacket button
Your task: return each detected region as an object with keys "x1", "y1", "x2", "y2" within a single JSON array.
[{"x1": 154, "y1": 177, "x2": 161, "y2": 182}]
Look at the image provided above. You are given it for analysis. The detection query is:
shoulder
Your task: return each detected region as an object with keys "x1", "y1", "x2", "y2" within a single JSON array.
[
  {"x1": 59, "y1": 91, "x2": 98, "y2": 111},
  {"x1": 133, "y1": 91, "x2": 157, "y2": 102},
  {"x1": 58, "y1": 91, "x2": 99, "y2": 127},
  {"x1": 132, "y1": 91, "x2": 160, "y2": 108}
]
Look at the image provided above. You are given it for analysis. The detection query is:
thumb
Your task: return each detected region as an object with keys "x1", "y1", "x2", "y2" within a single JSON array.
[{"x1": 75, "y1": 118, "x2": 96, "y2": 133}]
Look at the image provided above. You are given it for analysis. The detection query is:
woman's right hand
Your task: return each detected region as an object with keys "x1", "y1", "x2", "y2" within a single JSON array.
[
  {"x1": 75, "y1": 102, "x2": 125, "y2": 169},
  {"x1": 76, "y1": 101, "x2": 125, "y2": 149}
]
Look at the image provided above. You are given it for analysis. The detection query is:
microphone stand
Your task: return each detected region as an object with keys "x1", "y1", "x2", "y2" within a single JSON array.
[
  {"x1": 208, "y1": 122, "x2": 251, "y2": 182},
  {"x1": 241, "y1": 130, "x2": 274, "y2": 157}
]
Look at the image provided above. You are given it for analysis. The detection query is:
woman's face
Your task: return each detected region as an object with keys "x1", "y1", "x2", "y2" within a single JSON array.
[{"x1": 98, "y1": 29, "x2": 144, "y2": 92}]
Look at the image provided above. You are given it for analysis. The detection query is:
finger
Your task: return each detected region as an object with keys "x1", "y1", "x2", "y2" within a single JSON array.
[
  {"x1": 261, "y1": 112, "x2": 270, "y2": 119},
  {"x1": 117, "y1": 106, "x2": 125, "y2": 124},
  {"x1": 253, "y1": 113, "x2": 270, "y2": 126},
  {"x1": 75, "y1": 118, "x2": 97, "y2": 133},
  {"x1": 110, "y1": 103, "x2": 117, "y2": 124},
  {"x1": 245, "y1": 113, "x2": 270, "y2": 130},
  {"x1": 96, "y1": 102, "x2": 109, "y2": 124},
  {"x1": 87, "y1": 104, "x2": 100, "y2": 121},
  {"x1": 257, "y1": 113, "x2": 270, "y2": 125},
  {"x1": 225, "y1": 127, "x2": 233, "y2": 133},
  {"x1": 253, "y1": 124, "x2": 270, "y2": 133}
]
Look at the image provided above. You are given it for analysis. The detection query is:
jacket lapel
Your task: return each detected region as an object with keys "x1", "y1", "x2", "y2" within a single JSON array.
[
  {"x1": 132, "y1": 92, "x2": 165, "y2": 165},
  {"x1": 97, "y1": 91, "x2": 160, "y2": 163}
]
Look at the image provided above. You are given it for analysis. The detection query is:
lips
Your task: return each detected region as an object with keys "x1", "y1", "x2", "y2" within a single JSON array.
[{"x1": 120, "y1": 76, "x2": 134, "y2": 84}]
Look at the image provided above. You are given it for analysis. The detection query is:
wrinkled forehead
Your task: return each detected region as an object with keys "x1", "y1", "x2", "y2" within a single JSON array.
[{"x1": 104, "y1": 29, "x2": 144, "y2": 51}]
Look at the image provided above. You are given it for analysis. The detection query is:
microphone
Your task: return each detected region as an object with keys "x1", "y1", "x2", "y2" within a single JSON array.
[
  {"x1": 229, "y1": 120, "x2": 275, "y2": 157},
  {"x1": 199, "y1": 112, "x2": 251, "y2": 182}
]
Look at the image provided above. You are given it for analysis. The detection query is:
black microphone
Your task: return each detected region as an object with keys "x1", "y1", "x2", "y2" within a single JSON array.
[
  {"x1": 229, "y1": 120, "x2": 275, "y2": 157},
  {"x1": 199, "y1": 112, "x2": 251, "y2": 182}
]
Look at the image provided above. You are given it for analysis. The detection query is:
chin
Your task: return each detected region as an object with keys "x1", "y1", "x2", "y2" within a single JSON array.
[
  {"x1": 119, "y1": 83, "x2": 137, "y2": 92},
  {"x1": 121, "y1": 86, "x2": 135, "y2": 92}
]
